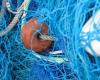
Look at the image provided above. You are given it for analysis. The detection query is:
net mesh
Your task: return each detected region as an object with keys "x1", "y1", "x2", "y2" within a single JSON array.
[{"x1": 0, "y1": 0, "x2": 100, "y2": 80}]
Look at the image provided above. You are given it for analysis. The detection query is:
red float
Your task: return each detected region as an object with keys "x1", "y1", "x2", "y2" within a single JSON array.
[{"x1": 21, "y1": 18, "x2": 52, "y2": 52}]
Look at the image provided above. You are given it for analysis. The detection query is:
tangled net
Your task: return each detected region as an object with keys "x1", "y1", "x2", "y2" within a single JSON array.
[{"x1": 0, "y1": 0, "x2": 100, "y2": 80}]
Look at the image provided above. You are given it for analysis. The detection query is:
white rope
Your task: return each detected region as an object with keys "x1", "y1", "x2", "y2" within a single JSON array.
[
  {"x1": 0, "y1": 12, "x2": 23, "y2": 37},
  {"x1": 6, "y1": 2, "x2": 25, "y2": 14},
  {"x1": 49, "y1": 50, "x2": 63, "y2": 54},
  {"x1": 0, "y1": 0, "x2": 31, "y2": 37},
  {"x1": 39, "y1": 34, "x2": 55, "y2": 41},
  {"x1": 0, "y1": 0, "x2": 6, "y2": 15}
]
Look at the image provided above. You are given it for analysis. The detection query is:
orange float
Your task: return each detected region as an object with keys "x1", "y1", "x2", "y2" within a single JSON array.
[{"x1": 21, "y1": 18, "x2": 52, "y2": 52}]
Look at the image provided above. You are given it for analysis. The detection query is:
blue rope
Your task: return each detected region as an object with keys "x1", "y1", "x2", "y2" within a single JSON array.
[{"x1": 0, "y1": 0, "x2": 100, "y2": 80}]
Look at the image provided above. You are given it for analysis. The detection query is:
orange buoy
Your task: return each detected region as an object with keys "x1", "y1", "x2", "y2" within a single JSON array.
[{"x1": 21, "y1": 18, "x2": 52, "y2": 52}]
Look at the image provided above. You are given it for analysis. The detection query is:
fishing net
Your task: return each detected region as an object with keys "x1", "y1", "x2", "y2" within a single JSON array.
[{"x1": 0, "y1": 0, "x2": 100, "y2": 80}]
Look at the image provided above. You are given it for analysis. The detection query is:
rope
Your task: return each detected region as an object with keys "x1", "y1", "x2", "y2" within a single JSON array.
[
  {"x1": 0, "y1": 10, "x2": 23, "y2": 37},
  {"x1": 0, "y1": 0, "x2": 31, "y2": 37},
  {"x1": 39, "y1": 34, "x2": 56, "y2": 41},
  {"x1": 6, "y1": 1, "x2": 24, "y2": 14}
]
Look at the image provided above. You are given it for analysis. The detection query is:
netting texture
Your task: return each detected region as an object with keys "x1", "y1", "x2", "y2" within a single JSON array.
[{"x1": 0, "y1": 0, "x2": 100, "y2": 80}]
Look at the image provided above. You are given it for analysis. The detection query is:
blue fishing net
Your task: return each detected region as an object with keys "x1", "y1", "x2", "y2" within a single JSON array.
[{"x1": 0, "y1": 0, "x2": 100, "y2": 80}]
